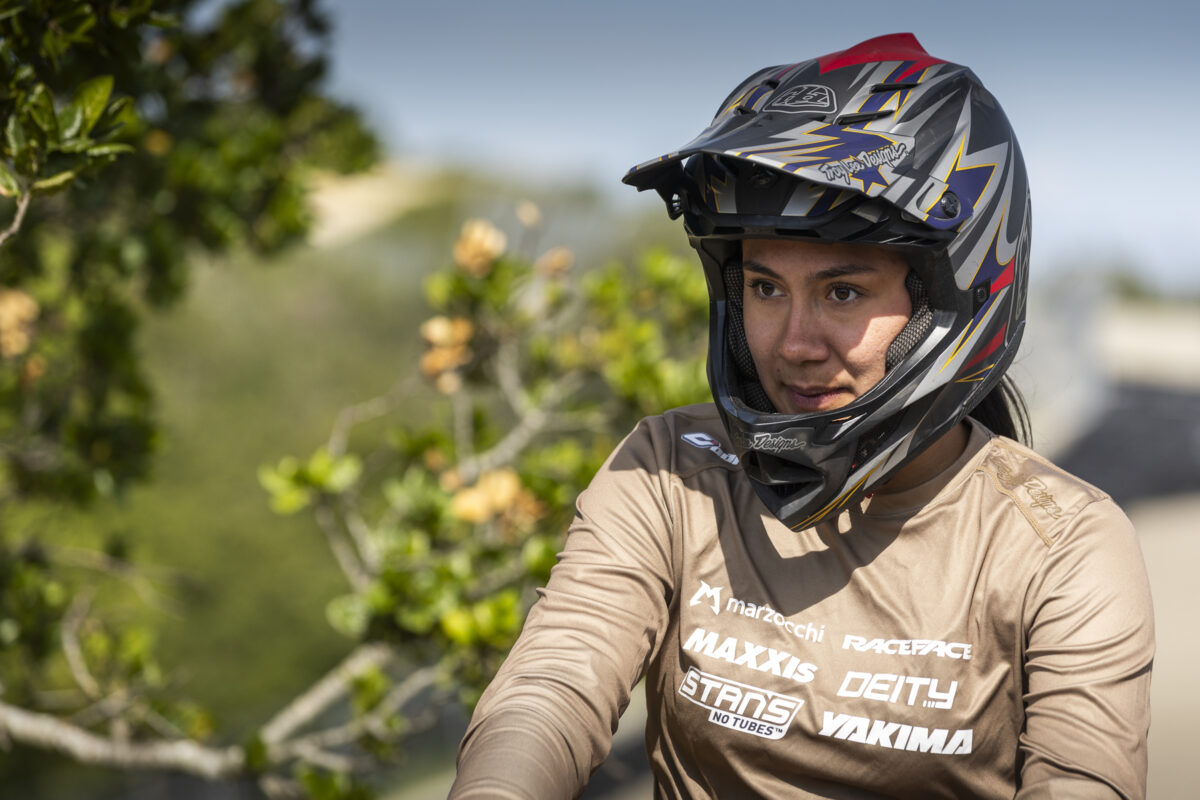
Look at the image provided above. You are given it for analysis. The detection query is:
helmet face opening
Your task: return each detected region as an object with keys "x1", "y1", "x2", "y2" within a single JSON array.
[{"x1": 625, "y1": 33, "x2": 1030, "y2": 530}]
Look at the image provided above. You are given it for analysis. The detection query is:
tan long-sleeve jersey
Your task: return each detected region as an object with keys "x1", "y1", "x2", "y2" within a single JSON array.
[{"x1": 451, "y1": 404, "x2": 1154, "y2": 799}]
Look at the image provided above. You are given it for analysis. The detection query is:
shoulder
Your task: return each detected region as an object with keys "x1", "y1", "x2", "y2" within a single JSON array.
[
  {"x1": 971, "y1": 427, "x2": 1130, "y2": 550},
  {"x1": 618, "y1": 403, "x2": 743, "y2": 479}
]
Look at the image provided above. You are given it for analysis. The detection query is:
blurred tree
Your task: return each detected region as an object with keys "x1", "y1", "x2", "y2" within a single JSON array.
[
  {"x1": 255, "y1": 214, "x2": 708, "y2": 796},
  {"x1": 1, "y1": 2, "x2": 709, "y2": 798},
  {"x1": 0, "y1": 0, "x2": 379, "y2": 796}
]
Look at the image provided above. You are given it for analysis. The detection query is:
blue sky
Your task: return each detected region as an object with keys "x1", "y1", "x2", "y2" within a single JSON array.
[{"x1": 326, "y1": 0, "x2": 1200, "y2": 290}]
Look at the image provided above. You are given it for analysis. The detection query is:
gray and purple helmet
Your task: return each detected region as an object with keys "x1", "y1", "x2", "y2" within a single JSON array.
[{"x1": 624, "y1": 33, "x2": 1030, "y2": 530}]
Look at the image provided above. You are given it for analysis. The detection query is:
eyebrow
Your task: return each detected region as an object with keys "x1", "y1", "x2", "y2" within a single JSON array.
[{"x1": 741, "y1": 259, "x2": 880, "y2": 281}]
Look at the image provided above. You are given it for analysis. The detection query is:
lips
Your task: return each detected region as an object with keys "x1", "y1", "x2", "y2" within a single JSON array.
[{"x1": 782, "y1": 384, "x2": 851, "y2": 413}]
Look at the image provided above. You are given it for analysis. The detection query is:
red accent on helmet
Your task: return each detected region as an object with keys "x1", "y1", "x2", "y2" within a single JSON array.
[
  {"x1": 818, "y1": 33, "x2": 945, "y2": 80},
  {"x1": 991, "y1": 261, "x2": 1015, "y2": 294},
  {"x1": 965, "y1": 325, "x2": 1008, "y2": 370}
]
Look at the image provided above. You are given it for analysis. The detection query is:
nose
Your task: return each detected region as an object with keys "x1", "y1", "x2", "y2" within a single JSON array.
[{"x1": 775, "y1": 302, "x2": 830, "y2": 364}]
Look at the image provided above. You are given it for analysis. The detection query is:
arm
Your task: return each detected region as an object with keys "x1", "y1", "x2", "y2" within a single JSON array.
[
  {"x1": 450, "y1": 423, "x2": 676, "y2": 799},
  {"x1": 1017, "y1": 499, "x2": 1154, "y2": 800}
]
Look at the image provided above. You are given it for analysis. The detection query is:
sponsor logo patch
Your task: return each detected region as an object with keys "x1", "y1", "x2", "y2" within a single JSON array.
[
  {"x1": 767, "y1": 84, "x2": 836, "y2": 113},
  {"x1": 684, "y1": 627, "x2": 818, "y2": 683},
  {"x1": 681, "y1": 432, "x2": 740, "y2": 466},
  {"x1": 842, "y1": 634, "x2": 972, "y2": 661},
  {"x1": 818, "y1": 711, "x2": 973, "y2": 755},
  {"x1": 678, "y1": 667, "x2": 804, "y2": 740},
  {"x1": 836, "y1": 671, "x2": 958, "y2": 710},
  {"x1": 689, "y1": 582, "x2": 825, "y2": 643},
  {"x1": 689, "y1": 580, "x2": 722, "y2": 616}
]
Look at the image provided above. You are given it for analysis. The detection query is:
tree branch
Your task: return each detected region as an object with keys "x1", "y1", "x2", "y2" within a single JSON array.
[
  {"x1": 0, "y1": 700, "x2": 243, "y2": 778},
  {"x1": 457, "y1": 372, "x2": 583, "y2": 484},
  {"x1": 260, "y1": 642, "x2": 394, "y2": 746},
  {"x1": 61, "y1": 591, "x2": 101, "y2": 699},
  {"x1": 314, "y1": 503, "x2": 372, "y2": 591},
  {"x1": 0, "y1": 191, "x2": 32, "y2": 248},
  {"x1": 326, "y1": 377, "x2": 417, "y2": 458},
  {"x1": 277, "y1": 663, "x2": 441, "y2": 755}
]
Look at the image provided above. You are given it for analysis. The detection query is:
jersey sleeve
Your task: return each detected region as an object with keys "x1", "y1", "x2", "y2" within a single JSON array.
[
  {"x1": 449, "y1": 419, "x2": 677, "y2": 799},
  {"x1": 1017, "y1": 498, "x2": 1154, "y2": 800}
]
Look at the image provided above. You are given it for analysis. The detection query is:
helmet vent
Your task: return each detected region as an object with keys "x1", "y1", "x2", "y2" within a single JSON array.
[
  {"x1": 871, "y1": 81, "x2": 920, "y2": 92},
  {"x1": 835, "y1": 109, "x2": 893, "y2": 126}
]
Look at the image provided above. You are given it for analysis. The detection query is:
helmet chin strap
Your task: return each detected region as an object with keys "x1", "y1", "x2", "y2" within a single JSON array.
[{"x1": 721, "y1": 263, "x2": 933, "y2": 414}]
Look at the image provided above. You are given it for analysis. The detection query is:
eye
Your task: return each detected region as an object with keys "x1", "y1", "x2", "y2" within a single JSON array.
[
  {"x1": 829, "y1": 284, "x2": 862, "y2": 303},
  {"x1": 747, "y1": 278, "x2": 781, "y2": 299}
]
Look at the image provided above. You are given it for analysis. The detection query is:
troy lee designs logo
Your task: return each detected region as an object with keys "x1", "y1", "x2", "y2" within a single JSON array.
[
  {"x1": 733, "y1": 430, "x2": 807, "y2": 453},
  {"x1": 678, "y1": 667, "x2": 804, "y2": 740},
  {"x1": 817, "y1": 142, "x2": 908, "y2": 185},
  {"x1": 766, "y1": 84, "x2": 836, "y2": 113}
]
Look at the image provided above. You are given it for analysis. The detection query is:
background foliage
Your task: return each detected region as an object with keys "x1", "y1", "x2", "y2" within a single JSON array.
[{"x1": 0, "y1": 1, "x2": 707, "y2": 796}]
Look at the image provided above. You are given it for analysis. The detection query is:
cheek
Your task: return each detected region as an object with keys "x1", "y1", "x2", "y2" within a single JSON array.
[
  {"x1": 741, "y1": 293, "x2": 777, "y2": 367},
  {"x1": 844, "y1": 312, "x2": 911, "y2": 374}
]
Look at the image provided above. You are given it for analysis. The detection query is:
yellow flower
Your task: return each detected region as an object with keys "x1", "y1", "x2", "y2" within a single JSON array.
[
  {"x1": 419, "y1": 344, "x2": 471, "y2": 378},
  {"x1": 439, "y1": 469, "x2": 463, "y2": 492},
  {"x1": 450, "y1": 486, "x2": 492, "y2": 524},
  {"x1": 448, "y1": 468, "x2": 525, "y2": 525},
  {"x1": 434, "y1": 372, "x2": 463, "y2": 395},
  {"x1": 453, "y1": 219, "x2": 507, "y2": 277},
  {"x1": 516, "y1": 200, "x2": 542, "y2": 229},
  {"x1": 477, "y1": 468, "x2": 521, "y2": 510},
  {"x1": 534, "y1": 246, "x2": 574, "y2": 277},
  {"x1": 144, "y1": 129, "x2": 173, "y2": 157},
  {"x1": 0, "y1": 289, "x2": 39, "y2": 358},
  {"x1": 21, "y1": 354, "x2": 46, "y2": 385},
  {"x1": 419, "y1": 316, "x2": 474, "y2": 348}
]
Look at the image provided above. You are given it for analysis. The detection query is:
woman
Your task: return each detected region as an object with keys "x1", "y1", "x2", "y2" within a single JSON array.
[{"x1": 450, "y1": 33, "x2": 1153, "y2": 799}]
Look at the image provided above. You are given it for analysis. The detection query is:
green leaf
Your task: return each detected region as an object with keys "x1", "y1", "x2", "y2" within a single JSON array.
[
  {"x1": 27, "y1": 84, "x2": 59, "y2": 142},
  {"x1": 242, "y1": 734, "x2": 268, "y2": 774},
  {"x1": 58, "y1": 105, "x2": 85, "y2": 140},
  {"x1": 6, "y1": 115, "x2": 28, "y2": 158},
  {"x1": 440, "y1": 606, "x2": 475, "y2": 645},
  {"x1": 73, "y1": 76, "x2": 114, "y2": 136},
  {"x1": 325, "y1": 454, "x2": 362, "y2": 493},
  {"x1": 0, "y1": 162, "x2": 20, "y2": 198},
  {"x1": 268, "y1": 486, "x2": 311, "y2": 515},
  {"x1": 31, "y1": 169, "x2": 78, "y2": 192},
  {"x1": 326, "y1": 594, "x2": 369, "y2": 638},
  {"x1": 85, "y1": 143, "x2": 135, "y2": 157}
]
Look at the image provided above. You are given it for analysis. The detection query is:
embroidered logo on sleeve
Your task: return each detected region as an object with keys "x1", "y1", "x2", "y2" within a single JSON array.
[{"x1": 678, "y1": 666, "x2": 804, "y2": 740}]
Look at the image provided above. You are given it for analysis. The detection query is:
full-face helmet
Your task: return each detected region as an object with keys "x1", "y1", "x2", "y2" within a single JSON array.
[{"x1": 624, "y1": 33, "x2": 1030, "y2": 529}]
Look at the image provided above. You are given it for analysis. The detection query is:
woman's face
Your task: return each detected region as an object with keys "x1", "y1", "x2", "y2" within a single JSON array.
[{"x1": 741, "y1": 238, "x2": 912, "y2": 415}]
